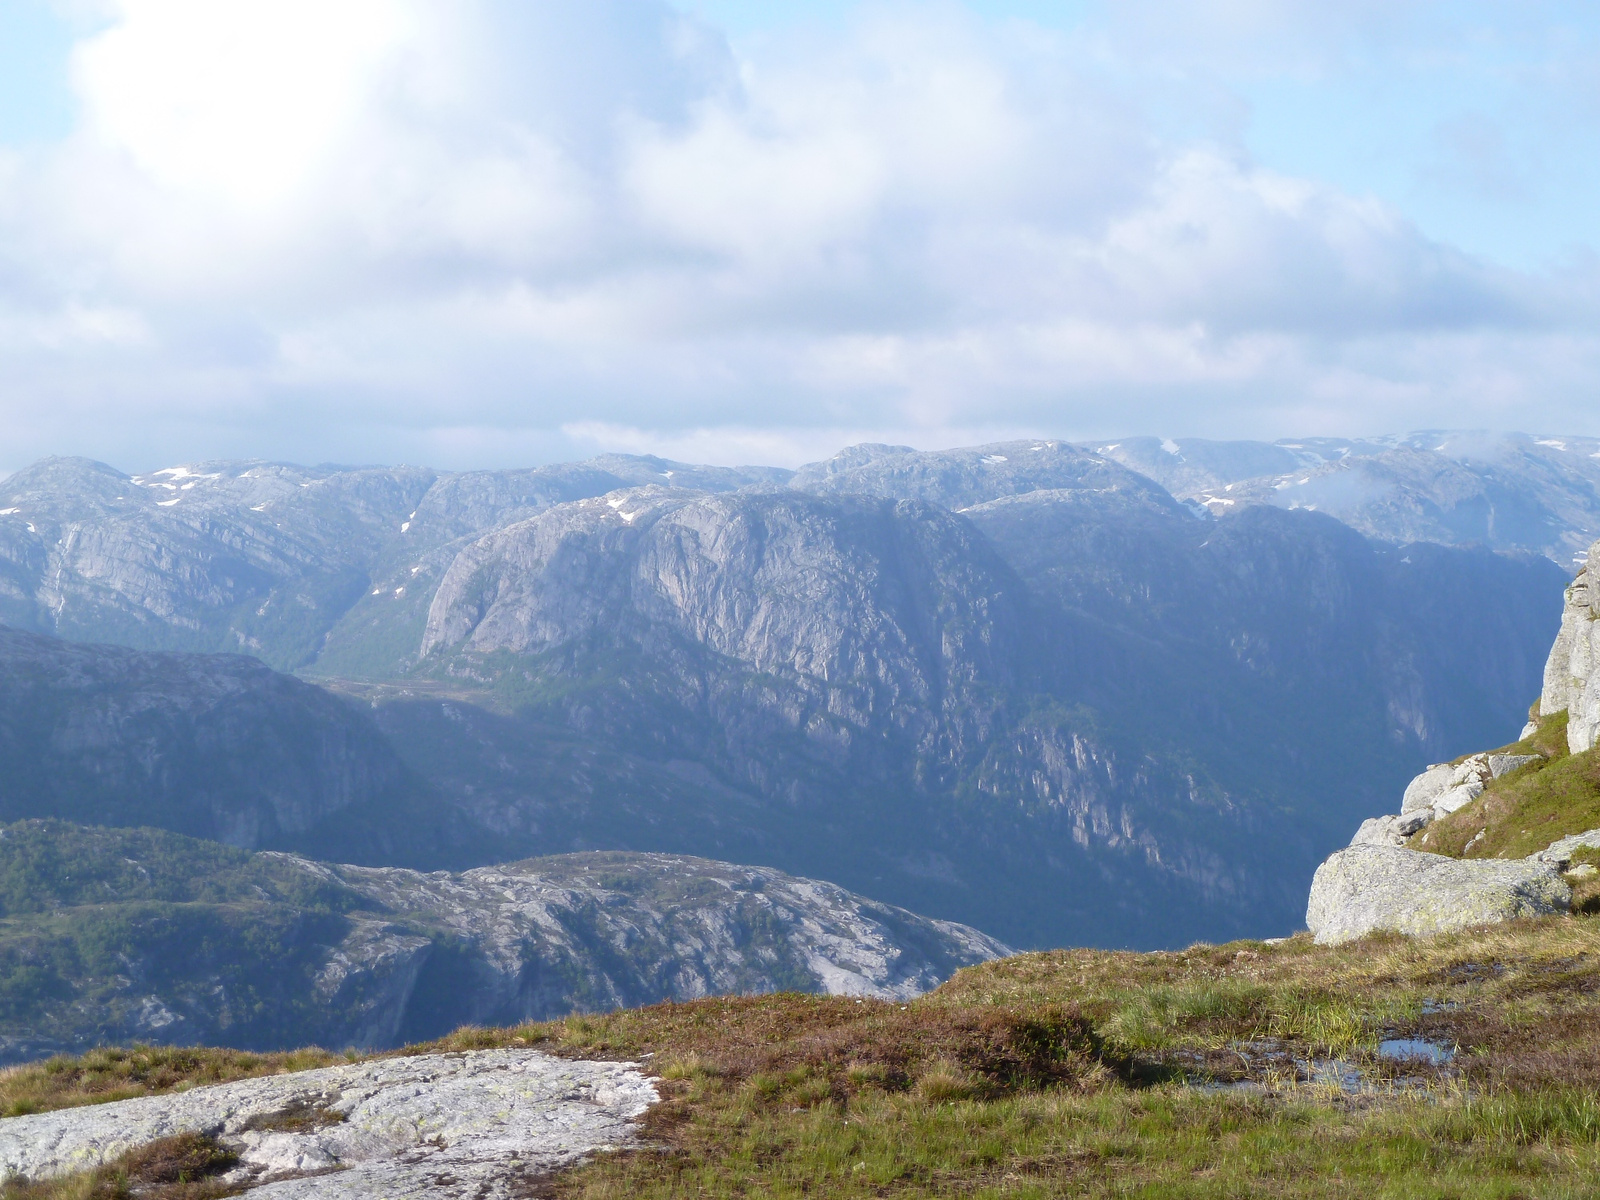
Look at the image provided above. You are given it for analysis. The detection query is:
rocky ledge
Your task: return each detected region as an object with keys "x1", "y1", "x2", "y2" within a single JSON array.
[{"x1": 0, "y1": 1049, "x2": 656, "y2": 1198}]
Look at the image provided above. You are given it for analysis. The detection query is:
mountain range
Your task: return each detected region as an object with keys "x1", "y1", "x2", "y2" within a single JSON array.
[{"x1": 0, "y1": 432, "x2": 1581, "y2": 955}]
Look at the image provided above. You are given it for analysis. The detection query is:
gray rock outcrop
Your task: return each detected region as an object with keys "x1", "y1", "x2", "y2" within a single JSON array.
[
  {"x1": 0, "y1": 1048, "x2": 656, "y2": 1197},
  {"x1": 315, "y1": 850, "x2": 1013, "y2": 1018},
  {"x1": 1350, "y1": 812, "x2": 1432, "y2": 848},
  {"x1": 1397, "y1": 751, "x2": 1541, "y2": 827},
  {"x1": 1527, "y1": 828, "x2": 1600, "y2": 870},
  {"x1": 1540, "y1": 540, "x2": 1600, "y2": 754},
  {"x1": 1305, "y1": 845, "x2": 1570, "y2": 945}
]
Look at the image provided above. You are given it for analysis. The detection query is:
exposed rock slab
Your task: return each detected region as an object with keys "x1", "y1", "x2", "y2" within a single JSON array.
[
  {"x1": 0, "y1": 825, "x2": 1012, "y2": 1063},
  {"x1": 1306, "y1": 845, "x2": 1570, "y2": 946},
  {"x1": 1350, "y1": 812, "x2": 1431, "y2": 848},
  {"x1": 0, "y1": 1049, "x2": 656, "y2": 1198},
  {"x1": 1528, "y1": 829, "x2": 1600, "y2": 870}
]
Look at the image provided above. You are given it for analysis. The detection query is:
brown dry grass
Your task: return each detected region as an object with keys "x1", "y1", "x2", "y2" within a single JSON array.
[
  {"x1": 1, "y1": 1133, "x2": 241, "y2": 1200},
  {"x1": 0, "y1": 1044, "x2": 341, "y2": 1119},
  {"x1": 12, "y1": 917, "x2": 1600, "y2": 1198},
  {"x1": 423, "y1": 993, "x2": 1115, "y2": 1100}
]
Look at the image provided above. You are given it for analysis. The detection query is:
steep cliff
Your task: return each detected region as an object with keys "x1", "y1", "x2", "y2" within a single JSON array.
[
  {"x1": 0, "y1": 454, "x2": 784, "y2": 672},
  {"x1": 1540, "y1": 539, "x2": 1600, "y2": 754},
  {"x1": 0, "y1": 443, "x2": 1573, "y2": 950}
]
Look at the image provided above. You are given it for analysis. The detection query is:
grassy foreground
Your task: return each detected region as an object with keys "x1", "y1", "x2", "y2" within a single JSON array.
[{"x1": 9, "y1": 914, "x2": 1600, "y2": 1198}]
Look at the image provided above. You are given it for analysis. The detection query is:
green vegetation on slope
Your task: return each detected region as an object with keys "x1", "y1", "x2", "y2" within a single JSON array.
[
  {"x1": 11, "y1": 916, "x2": 1600, "y2": 1198},
  {"x1": 0, "y1": 822, "x2": 376, "y2": 1055},
  {"x1": 1418, "y1": 711, "x2": 1600, "y2": 864}
]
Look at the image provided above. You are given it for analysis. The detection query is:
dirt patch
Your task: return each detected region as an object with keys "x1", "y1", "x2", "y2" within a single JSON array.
[{"x1": 239, "y1": 1096, "x2": 346, "y2": 1134}]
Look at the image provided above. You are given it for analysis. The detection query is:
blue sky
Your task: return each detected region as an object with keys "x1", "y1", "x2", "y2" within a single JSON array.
[{"x1": 0, "y1": 1, "x2": 1597, "y2": 471}]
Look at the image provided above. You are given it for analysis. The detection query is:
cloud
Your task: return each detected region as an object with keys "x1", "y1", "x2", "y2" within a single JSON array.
[{"x1": 0, "y1": 0, "x2": 1594, "y2": 473}]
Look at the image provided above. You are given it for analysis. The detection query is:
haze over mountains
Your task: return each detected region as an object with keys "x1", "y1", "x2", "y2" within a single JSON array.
[{"x1": 0, "y1": 432, "x2": 1581, "y2": 962}]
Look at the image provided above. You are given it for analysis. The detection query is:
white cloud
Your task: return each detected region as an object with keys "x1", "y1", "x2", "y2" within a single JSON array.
[{"x1": 0, "y1": 0, "x2": 1594, "y2": 472}]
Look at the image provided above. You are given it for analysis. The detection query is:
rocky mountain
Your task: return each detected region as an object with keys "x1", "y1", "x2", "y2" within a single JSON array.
[
  {"x1": 395, "y1": 467, "x2": 1562, "y2": 948},
  {"x1": 0, "y1": 820, "x2": 1007, "y2": 1064},
  {"x1": 0, "y1": 437, "x2": 1579, "y2": 951},
  {"x1": 0, "y1": 454, "x2": 787, "y2": 673},
  {"x1": 789, "y1": 439, "x2": 1175, "y2": 512},
  {"x1": 1089, "y1": 431, "x2": 1600, "y2": 565}
]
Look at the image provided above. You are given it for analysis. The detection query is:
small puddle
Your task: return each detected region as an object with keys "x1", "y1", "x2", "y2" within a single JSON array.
[
  {"x1": 1378, "y1": 1038, "x2": 1454, "y2": 1065},
  {"x1": 1304, "y1": 1059, "x2": 1364, "y2": 1092},
  {"x1": 1193, "y1": 1080, "x2": 1266, "y2": 1095}
]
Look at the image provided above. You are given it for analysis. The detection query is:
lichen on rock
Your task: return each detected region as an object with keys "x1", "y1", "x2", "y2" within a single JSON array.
[{"x1": 1305, "y1": 845, "x2": 1570, "y2": 946}]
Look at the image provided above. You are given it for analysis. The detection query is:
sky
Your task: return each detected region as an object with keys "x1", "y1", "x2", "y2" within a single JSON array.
[{"x1": 0, "y1": 0, "x2": 1597, "y2": 472}]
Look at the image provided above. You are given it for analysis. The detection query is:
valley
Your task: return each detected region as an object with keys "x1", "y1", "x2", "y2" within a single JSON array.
[{"x1": 0, "y1": 435, "x2": 1572, "y2": 953}]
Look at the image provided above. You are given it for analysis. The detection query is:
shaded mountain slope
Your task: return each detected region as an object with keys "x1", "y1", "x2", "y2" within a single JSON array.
[{"x1": 0, "y1": 626, "x2": 477, "y2": 867}]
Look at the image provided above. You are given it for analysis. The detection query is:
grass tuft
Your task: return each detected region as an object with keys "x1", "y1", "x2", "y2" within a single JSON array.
[{"x1": 0, "y1": 1044, "x2": 338, "y2": 1119}]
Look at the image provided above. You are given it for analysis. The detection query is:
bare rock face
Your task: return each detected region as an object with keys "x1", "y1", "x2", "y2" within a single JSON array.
[
  {"x1": 1541, "y1": 539, "x2": 1600, "y2": 754},
  {"x1": 0, "y1": 1049, "x2": 657, "y2": 1198},
  {"x1": 1093, "y1": 432, "x2": 1600, "y2": 564},
  {"x1": 1350, "y1": 812, "x2": 1432, "y2": 848},
  {"x1": 0, "y1": 455, "x2": 784, "y2": 673},
  {"x1": 1528, "y1": 829, "x2": 1600, "y2": 870},
  {"x1": 314, "y1": 850, "x2": 1014, "y2": 1022},
  {"x1": 1306, "y1": 845, "x2": 1570, "y2": 946},
  {"x1": 421, "y1": 487, "x2": 1025, "y2": 787}
]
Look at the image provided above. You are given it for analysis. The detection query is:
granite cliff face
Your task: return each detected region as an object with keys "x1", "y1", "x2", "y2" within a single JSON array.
[
  {"x1": 421, "y1": 487, "x2": 1023, "y2": 797},
  {"x1": 0, "y1": 821, "x2": 1007, "y2": 1063},
  {"x1": 1540, "y1": 539, "x2": 1600, "y2": 754}
]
